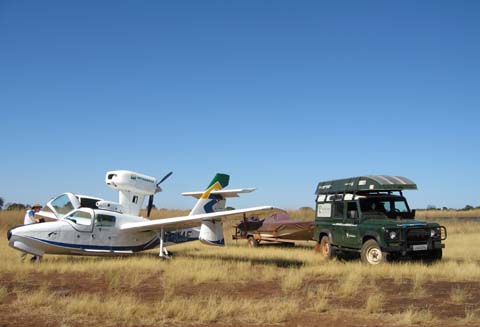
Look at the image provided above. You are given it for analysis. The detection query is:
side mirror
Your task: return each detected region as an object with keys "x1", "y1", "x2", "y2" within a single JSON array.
[{"x1": 411, "y1": 209, "x2": 416, "y2": 218}]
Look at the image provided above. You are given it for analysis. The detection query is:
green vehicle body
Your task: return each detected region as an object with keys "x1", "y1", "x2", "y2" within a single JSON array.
[{"x1": 313, "y1": 176, "x2": 446, "y2": 263}]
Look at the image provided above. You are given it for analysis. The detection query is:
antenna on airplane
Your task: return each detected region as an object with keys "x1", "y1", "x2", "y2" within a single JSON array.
[{"x1": 147, "y1": 171, "x2": 173, "y2": 217}]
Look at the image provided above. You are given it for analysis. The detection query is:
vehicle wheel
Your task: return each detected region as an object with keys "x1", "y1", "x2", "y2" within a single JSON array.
[
  {"x1": 361, "y1": 239, "x2": 385, "y2": 265},
  {"x1": 247, "y1": 236, "x2": 259, "y2": 248},
  {"x1": 317, "y1": 235, "x2": 335, "y2": 259},
  {"x1": 424, "y1": 249, "x2": 442, "y2": 262}
]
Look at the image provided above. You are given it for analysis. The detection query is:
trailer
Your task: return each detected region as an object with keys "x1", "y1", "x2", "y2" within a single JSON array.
[{"x1": 233, "y1": 212, "x2": 314, "y2": 247}]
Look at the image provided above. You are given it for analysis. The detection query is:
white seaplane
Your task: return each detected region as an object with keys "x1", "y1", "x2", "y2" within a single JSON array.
[{"x1": 7, "y1": 170, "x2": 282, "y2": 260}]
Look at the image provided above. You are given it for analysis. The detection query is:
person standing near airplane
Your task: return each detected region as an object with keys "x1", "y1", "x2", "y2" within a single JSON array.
[{"x1": 20, "y1": 204, "x2": 42, "y2": 262}]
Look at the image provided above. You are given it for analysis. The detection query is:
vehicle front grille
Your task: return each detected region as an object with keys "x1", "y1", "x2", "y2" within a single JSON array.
[{"x1": 406, "y1": 228, "x2": 430, "y2": 244}]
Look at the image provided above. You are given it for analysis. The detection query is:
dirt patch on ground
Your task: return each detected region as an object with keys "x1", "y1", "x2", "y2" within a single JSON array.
[{"x1": 0, "y1": 272, "x2": 479, "y2": 327}]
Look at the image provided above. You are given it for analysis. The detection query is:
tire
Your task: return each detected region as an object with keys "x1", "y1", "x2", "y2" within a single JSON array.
[
  {"x1": 361, "y1": 239, "x2": 386, "y2": 265},
  {"x1": 247, "y1": 236, "x2": 259, "y2": 248},
  {"x1": 317, "y1": 235, "x2": 335, "y2": 259}
]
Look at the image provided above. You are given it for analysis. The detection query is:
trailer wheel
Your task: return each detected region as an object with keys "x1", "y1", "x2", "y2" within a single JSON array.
[
  {"x1": 247, "y1": 236, "x2": 259, "y2": 248},
  {"x1": 317, "y1": 235, "x2": 335, "y2": 259}
]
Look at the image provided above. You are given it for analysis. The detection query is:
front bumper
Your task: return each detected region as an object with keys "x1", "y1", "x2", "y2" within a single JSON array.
[
  {"x1": 382, "y1": 226, "x2": 446, "y2": 254},
  {"x1": 383, "y1": 240, "x2": 444, "y2": 253}
]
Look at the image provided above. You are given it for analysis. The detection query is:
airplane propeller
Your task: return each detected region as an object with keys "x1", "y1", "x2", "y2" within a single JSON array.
[{"x1": 147, "y1": 171, "x2": 173, "y2": 218}]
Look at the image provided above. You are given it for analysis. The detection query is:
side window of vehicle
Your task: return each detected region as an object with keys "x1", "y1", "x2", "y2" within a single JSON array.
[
  {"x1": 346, "y1": 202, "x2": 359, "y2": 221},
  {"x1": 95, "y1": 214, "x2": 116, "y2": 227},
  {"x1": 379, "y1": 201, "x2": 391, "y2": 213},
  {"x1": 394, "y1": 201, "x2": 408, "y2": 212},
  {"x1": 332, "y1": 202, "x2": 344, "y2": 219},
  {"x1": 317, "y1": 203, "x2": 332, "y2": 219}
]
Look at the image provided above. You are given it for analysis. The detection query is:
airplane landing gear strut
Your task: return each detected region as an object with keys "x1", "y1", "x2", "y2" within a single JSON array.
[{"x1": 158, "y1": 228, "x2": 170, "y2": 259}]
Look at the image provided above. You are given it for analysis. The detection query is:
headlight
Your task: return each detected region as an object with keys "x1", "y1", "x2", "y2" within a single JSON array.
[
  {"x1": 389, "y1": 231, "x2": 397, "y2": 240},
  {"x1": 385, "y1": 229, "x2": 401, "y2": 241},
  {"x1": 430, "y1": 228, "x2": 440, "y2": 238}
]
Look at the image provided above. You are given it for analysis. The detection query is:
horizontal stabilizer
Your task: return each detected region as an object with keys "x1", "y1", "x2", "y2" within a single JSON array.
[{"x1": 182, "y1": 188, "x2": 256, "y2": 199}]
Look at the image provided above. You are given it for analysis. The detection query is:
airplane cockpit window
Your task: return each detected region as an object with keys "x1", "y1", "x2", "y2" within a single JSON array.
[
  {"x1": 51, "y1": 194, "x2": 75, "y2": 216},
  {"x1": 95, "y1": 214, "x2": 116, "y2": 227},
  {"x1": 66, "y1": 210, "x2": 93, "y2": 226}
]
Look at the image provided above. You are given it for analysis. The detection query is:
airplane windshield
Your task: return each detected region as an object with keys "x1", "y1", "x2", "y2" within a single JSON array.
[
  {"x1": 65, "y1": 210, "x2": 93, "y2": 226},
  {"x1": 51, "y1": 194, "x2": 75, "y2": 216}
]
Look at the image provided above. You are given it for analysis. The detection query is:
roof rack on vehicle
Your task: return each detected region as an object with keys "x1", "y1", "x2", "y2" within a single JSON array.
[{"x1": 315, "y1": 175, "x2": 417, "y2": 195}]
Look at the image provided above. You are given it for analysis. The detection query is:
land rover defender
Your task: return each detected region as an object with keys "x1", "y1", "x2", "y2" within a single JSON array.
[{"x1": 313, "y1": 176, "x2": 447, "y2": 264}]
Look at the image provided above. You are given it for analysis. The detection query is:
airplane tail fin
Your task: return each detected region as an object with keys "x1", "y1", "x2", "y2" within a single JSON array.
[
  {"x1": 188, "y1": 173, "x2": 230, "y2": 215},
  {"x1": 185, "y1": 173, "x2": 229, "y2": 246},
  {"x1": 182, "y1": 173, "x2": 258, "y2": 247}
]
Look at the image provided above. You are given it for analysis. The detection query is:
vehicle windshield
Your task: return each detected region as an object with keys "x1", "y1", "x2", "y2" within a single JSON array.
[{"x1": 359, "y1": 197, "x2": 412, "y2": 219}]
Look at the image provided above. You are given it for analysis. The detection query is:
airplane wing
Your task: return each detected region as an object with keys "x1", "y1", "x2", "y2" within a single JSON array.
[
  {"x1": 181, "y1": 188, "x2": 256, "y2": 199},
  {"x1": 120, "y1": 206, "x2": 283, "y2": 233}
]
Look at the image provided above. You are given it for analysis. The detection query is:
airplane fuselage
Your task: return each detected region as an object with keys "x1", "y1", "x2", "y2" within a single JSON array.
[
  {"x1": 6, "y1": 171, "x2": 273, "y2": 259},
  {"x1": 8, "y1": 209, "x2": 199, "y2": 256}
]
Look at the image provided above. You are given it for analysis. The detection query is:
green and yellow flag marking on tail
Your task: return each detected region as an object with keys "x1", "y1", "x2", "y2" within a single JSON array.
[{"x1": 200, "y1": 173, "x2": 230, "y2": 199}]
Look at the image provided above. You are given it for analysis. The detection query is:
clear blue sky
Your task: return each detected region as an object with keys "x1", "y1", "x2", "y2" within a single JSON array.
[{"x1": 1, "y1": 1, "x2": 479, "y2": 210}]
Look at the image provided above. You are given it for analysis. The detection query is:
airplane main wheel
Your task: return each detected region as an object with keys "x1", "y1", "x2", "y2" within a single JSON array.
[{"x1": 247, "y1": 236, "x2": 259, "y2": 248}]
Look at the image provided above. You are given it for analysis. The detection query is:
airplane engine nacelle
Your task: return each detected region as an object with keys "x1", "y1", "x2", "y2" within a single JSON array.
[
  {"x1": 105, "y1": 170, "x2": 158, "y2": 195},
  {"x1": 106, "y1": 170, "x2": 159, "y2": 216}
]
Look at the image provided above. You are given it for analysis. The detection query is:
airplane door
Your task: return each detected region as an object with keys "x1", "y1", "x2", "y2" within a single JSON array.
[
  {"x1": 61, "y1": 208, "x2": 95, "y2": 251},
  {"x1": 92, "y1": 213, "x2": 117, "y2": 249}
]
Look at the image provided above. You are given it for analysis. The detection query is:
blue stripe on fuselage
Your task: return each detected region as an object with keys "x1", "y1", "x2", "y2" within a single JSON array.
[{"x1": 28, "y1": 236, "x2": 160, "y2": 252}]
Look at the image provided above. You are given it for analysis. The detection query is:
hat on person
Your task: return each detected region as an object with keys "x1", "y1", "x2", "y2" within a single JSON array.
[{"x1": 31, "y1": 203, "x2": 43, "y2": 209}]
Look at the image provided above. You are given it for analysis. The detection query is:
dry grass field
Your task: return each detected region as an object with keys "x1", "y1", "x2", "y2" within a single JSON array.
[{"x1": 1, "y1": 209, "x2": 480, "y2": 327}]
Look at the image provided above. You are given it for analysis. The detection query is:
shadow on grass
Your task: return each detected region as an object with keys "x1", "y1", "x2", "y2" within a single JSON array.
[
  {"x1": 179, "y1": 253, "x2": 305, "y2": 268},
  {"x1": 35, "y1": 248, "x2": 465, "y2": 268},
  {"x1": 42, "y1": 251, "x2": 305, "y2": 268}
]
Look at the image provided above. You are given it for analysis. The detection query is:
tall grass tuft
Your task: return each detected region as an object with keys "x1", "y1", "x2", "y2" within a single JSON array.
[
  {"x1": 0, "y1": 286, "x2": 7, "y2": 302},
  {"x1": 449, "y1": 287, "x2": 468, "y2": 304},
  {"x1": 365, "y1": 292, "x2": 384, "y2": 313},
  {"x1": 391, "y1": 307, "x2": 437, "y2": 325},
  {"x1": 412, "y1": 272, "x2": 426, "y2": 297},
  {"x1": 337, "y1": 271, "x2": 363, "y2": 298},
  {"x1": 281, "y1": 269, "x2": 305, "y2": 292},
  {"x1": 305, "y1": 285, "x2": 330, "y2": 312}
]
